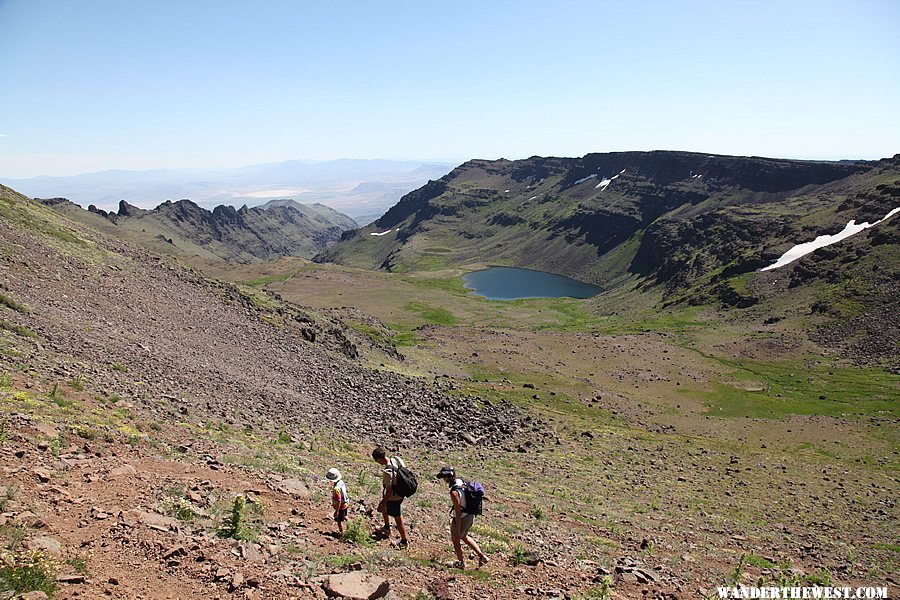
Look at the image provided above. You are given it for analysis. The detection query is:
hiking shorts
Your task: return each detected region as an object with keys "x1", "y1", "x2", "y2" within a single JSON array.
[
  {"x1": 453, "y1": 513, "x2": 475, "y2": 538},
  {"x1": 386, "y1": 500, "x2": 403, "y2": 517},
  {"x1": 335, "y1": 508, "x2": 347, "y2": 523}
]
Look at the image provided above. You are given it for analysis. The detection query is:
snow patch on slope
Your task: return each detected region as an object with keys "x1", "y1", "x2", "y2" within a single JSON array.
[
  {"x1": 761, "y1": 207, "x2": 900, "y2": 271},
  {"x1": 595, "y1": 169, "x2": 626, "y2": 191}
]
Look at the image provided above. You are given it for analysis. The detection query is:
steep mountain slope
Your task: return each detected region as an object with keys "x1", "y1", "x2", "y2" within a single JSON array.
[
  {"x1": 0, "y1": 184, "x2": 529, "y2": 447},
  {"x1": 39, "y1": 196, "x2": 358, "y2": 262},
  {"x1": 317, "y1": 151, "x2": 881, "y2": 281},
  {"x1": 317, "y1": 151, "x2": 899, "y2": 366}
]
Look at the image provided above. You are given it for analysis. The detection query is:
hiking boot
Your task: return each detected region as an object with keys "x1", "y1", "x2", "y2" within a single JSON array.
[
  {"x1": 397, "y1": 539, "x2": 409, "y2": 549},
  {"x1": 450, "y1": 560, "x2": 465, "y2": 570},
  {"x1": 373, "y1": 525, "x2": 391, "y2": 539},
  {"x1": 477, "y1": 555, "x2": 489, "y2": 567}
]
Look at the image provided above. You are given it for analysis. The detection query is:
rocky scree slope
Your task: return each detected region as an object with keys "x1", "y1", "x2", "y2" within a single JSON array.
[
  {"x1": 0, "y1": 184, "x2": 534, "y2": 449},
  {"x1": 39, "y1": 196, "x2": 357, "y2": 263}
]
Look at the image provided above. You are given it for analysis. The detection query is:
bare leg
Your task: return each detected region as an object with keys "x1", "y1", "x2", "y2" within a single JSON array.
[
  {"x1": 394, "y1": 515, "x2": 408, "y2": 542},
  {"x1": 377, "y1": 502, "x2": 390, "y2": 532},
  {"x1": 451, "y1": 532, "x2": 465, "y2": 566},
  {"x1": 462, "y1": 534, "x2": 488, "y2": 562}
]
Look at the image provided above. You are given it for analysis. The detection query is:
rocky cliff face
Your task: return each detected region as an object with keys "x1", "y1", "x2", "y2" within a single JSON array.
[
  {"x1": 316, "y1": 151, "x2": 888, "y2": 291},
  {"x1": 40, "y1": 196, "x2": 358, "y2": 262}
]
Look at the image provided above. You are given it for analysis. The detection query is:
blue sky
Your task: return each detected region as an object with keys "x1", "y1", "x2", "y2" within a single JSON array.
[{"x1": 1, "y1": 0, "x2": 898, "y2": 177}]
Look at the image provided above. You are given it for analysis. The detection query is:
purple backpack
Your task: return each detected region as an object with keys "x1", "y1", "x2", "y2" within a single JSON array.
[{"x1": 462, "y1": 481, "x2": 485, "y2": 515}]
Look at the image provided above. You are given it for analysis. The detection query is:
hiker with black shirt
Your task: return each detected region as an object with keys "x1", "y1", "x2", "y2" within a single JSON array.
[
  {"x1": 372, "y1": 446, "x2": 410, "y2": 548},
  {"x1": 436, "y1": 466, "x2": 489, "y2": 569}
]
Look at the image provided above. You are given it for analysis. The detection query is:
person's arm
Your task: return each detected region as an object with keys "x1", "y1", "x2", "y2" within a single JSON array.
[
  {"x1": 380, "y1": 468, "x2": 391, "y2": 507},
  {"x1": 383, "y1": 460, "x2": 396, "y2": 500},
  {"x1": 450, "y1": 489, "x2": 462, "y2": 538},
  {"x1": 332, "y1": 489, "x2": 340, "y2": 513}
]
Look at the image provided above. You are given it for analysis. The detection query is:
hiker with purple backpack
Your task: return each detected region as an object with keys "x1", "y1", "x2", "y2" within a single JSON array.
[{"x1": 436, "y1": 466, "x2": 489, "y2": 569}]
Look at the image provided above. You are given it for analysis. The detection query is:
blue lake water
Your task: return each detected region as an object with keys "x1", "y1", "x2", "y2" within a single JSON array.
[{"x1": 462, "y1": 267, "x2": 602, "y2": 300}]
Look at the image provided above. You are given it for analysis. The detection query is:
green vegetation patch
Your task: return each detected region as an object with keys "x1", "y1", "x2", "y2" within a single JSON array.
[
  {"x1": 244, "y1": 273, "x2": 292, "y2": 287},
  {"x1": 403, "y1": 302, "x2": 458, "y2": 326},
  {"x1": 218, "y1": 494, "x2": 264, "y2": 541},
  {"x1": 527, "y1": 297, "x2": 598, "y2": 332},
  {"x1": 340, "y1": 517, "x2": 374, "y2": 547},
  {"x1": 347, "y1": 322, "x2": 417, "y2": 347},
  {"x1": 690, "y1": 356, "x2": 900, "y2": 419},
  {"x1": 597, "y1": 306, "x2": 705, "y2": 336},
  {"x1": 0, "y1": 320, "x2": 38, "y2": 339},
  {"x1": 0, "y1": 293, "x2": 29, "y2": 314},
  {"x1": 0, "y1": 550, "x2": 58, "y2": 597},
  {"x1": 400, "y1": 275, "x2": 470, "y2": 296}
]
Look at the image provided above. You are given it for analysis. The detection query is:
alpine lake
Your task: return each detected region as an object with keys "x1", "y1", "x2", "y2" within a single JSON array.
[{"x1": 461, "y1": 266, "x2": 601, "y2": 300}]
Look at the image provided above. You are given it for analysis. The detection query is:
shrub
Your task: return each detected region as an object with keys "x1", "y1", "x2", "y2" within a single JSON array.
[
  {"x1": 0, "y1": 486, "x2": 16, "y2": 512},
  {"x1": 341, "y1": 518, "x2": 373, "y2": 547},
  {"x1": 159, "y1": 495, "x2": 201, "y2": 523},
  {"x1": 218, "y1": 495, "x2": 263, "y2": 541},
  {"x1": 808, "y1": 568, "x2": 832, "y2": 586},
  {"x1": 530, "y1": 505, "x2": 547, "y2": 521},
  {"x1": 48, "y1": 383, "x2": 72, "y2": 408},
  {"x1": 0, "y1": 549, "x2": 58, "y2": 596},
  {"x1": 509, "y1": 543, "x2": 529, "y2": 566},
  {"x1": 69, "y1": 375, "x2": 85, "y2": 392}
]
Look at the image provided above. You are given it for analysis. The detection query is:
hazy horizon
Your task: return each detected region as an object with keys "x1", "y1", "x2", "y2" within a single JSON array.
[
  {"x1": 3, "y1": 149, "x2": 895, "y2": 182},
  {"x1": 1, "y1": 1, "x2": 898, "y2": 179}
]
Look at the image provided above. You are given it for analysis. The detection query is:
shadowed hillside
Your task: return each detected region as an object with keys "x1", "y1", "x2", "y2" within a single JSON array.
[{"x1": 39, "y1": 196, "x2": 358, "y2": 262}]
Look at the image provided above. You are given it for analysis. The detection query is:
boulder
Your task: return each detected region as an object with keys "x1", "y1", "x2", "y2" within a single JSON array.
[
  {"x1": 276, "y1": 478, "x2": 310, "y2": 498},
  {"x1": 35, "y1": 423, "x2": 58, "y2": 439},
  {"x1": 121, "y1": 509, "x2": 178, "y2": 530},
  {"x1": 108, "y1": 464, "x2": 138, "y2": 478},
  {"x1": 324, "y1": 572, "x2": 390, "y2": 599},
  {"x1": 25, "y1": 535, "x2": 62, "y2": 558}
]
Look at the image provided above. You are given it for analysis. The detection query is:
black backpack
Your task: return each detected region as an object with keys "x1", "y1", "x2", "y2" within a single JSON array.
[
  {"x1": 454, "y1": 480, "x2": 485, "y2": 515},
  {"x1": 390, "y1": 458, "x2": 418, "y2": 498}
]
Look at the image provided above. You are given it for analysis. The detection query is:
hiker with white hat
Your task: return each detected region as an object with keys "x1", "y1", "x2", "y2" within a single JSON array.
[{"x1": 326, "y1": 467, "x2": 349, "y2": 534}]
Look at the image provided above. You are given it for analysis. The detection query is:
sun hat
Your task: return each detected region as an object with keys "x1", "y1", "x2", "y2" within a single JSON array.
[
  {"x1": 436, "y1": 466, "x2": 455, "y2": 479},
  {"x1": 326, "y1": 468, "x2": 342, "y2": 482}
]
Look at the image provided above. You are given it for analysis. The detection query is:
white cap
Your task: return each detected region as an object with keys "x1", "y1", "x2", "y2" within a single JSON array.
[{"x1": 326, "y1": 468, "x2": 342, "y2": 482}]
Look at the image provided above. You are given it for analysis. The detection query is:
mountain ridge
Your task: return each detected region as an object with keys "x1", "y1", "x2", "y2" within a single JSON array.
[
  {"x1": 39, "y1": 195, "x2": 358, "y2": 263},
  {"x1": 316, "y1": 150, "x2": 899, "y2": 367}
]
